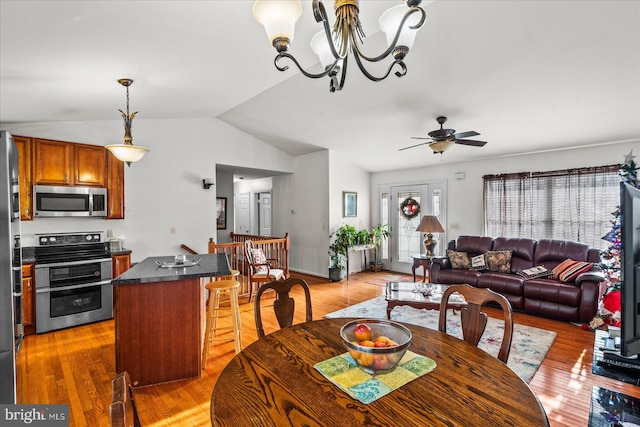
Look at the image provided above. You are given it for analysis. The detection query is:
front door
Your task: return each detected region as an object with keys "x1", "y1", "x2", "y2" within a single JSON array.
[{"x1": 386, "y1": 182, "x2": 446, "y2": 275}]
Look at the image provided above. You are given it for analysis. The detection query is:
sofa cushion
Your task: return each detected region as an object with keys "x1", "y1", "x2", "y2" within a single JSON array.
[
  {"x1": 552, "y1": 258, "x2": 594, "y2": 282},
  {"x1": 453, "y1": 236, "x2": 494, "y2": 257},
  {"x1": 486, "y1": 250, "x2": 512, "y2": 273},
  {"x1": 492, "y1": 237, "x2": 536, "y2": 272},
  {"x1": 477, "y1": 273, "x2": 524, "y2": 295},
  {"x1": 435, "y1": 268, "x2": 482, "y2": 286},
  {"x1": 523, "y1": 278, "x2": 582, "y2": 306},
  {"x1": 533, "y1": 239, "x2": 591, "y2": 269},
  {"x1": 447, "y1": 250, "x2": 471, "y2": 269}
]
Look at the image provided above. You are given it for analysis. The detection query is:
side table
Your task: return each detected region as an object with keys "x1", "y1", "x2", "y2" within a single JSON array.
[{"x1": 411, "y1": 254, "x2": 432, "y2": 282}]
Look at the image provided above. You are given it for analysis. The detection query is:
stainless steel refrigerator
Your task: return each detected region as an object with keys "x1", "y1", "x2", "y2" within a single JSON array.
[{"x1": 0, "y1": 130, "x2": 23, "y2": 404}]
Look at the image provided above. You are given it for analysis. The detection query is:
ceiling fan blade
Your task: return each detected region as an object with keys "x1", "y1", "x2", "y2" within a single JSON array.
[
  {"x1": 398, "y1": 141, "x2": 432, "y2": 151},
  {"x1": 453, "y1": 130, "x2": 480, "y2": 139},
  {"x1": 410, "y1": 136, "x2": 434, "y2": 140},
  {"x1": 455, "y1": 139, "x2": 487, "y2": 147}
]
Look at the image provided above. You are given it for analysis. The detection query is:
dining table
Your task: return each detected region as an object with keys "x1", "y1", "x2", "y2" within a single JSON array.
[{"x1": 210, "y1": 317, "x2": 549, "y2": 426}]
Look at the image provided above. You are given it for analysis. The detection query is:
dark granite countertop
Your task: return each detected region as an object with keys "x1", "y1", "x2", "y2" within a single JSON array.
[{"x1": 111, "y1": 253, "x2": 230, "y2": 285}]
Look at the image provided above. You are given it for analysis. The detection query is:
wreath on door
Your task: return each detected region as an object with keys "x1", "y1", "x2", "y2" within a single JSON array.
[{"x1": 400, "y1": 197, "x2": 421, "y2": 219}]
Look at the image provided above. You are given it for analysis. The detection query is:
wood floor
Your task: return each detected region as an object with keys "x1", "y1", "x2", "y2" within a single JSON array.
[{"x1": 16, "y1": 270, "x2": 640, "y2": 426}]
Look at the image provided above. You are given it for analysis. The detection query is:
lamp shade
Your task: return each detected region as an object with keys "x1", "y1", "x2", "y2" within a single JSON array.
[
  {"x1": 310, "y1": 31, "x2": 336, "y2": 69},
  {"x1": 415, "y1": 215, "x2": 445, "y2": 233},
  {"x1": 253, "y1": 0, "x2": 303, "y2": 43},
  {"x1": 105, "y1": 144, "x2": 149, "y2": 164},
  {"x1": 379, "y1": 4, "x2": 423, "y2": 49}
]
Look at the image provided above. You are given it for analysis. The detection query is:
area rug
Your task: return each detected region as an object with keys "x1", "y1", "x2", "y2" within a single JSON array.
[
  {"x1": 364, "y1": 274, "x2": 411, "y2": 287},
  {"x1": 324, "y1": 296, "x2": 557, "y2": 383}
]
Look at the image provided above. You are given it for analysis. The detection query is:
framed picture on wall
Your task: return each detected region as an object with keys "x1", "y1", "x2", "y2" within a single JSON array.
[
  {"x1": 343, "y1": 191, "x2": 357, "y2": 217},
  {"x1": 216, "y1": 197, "x2": 227, "y2": 229}
]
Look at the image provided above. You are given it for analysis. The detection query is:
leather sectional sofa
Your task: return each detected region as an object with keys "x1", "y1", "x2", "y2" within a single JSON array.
[{"x1": 430, "y1": 236, "x2": 605, "y2": 323}]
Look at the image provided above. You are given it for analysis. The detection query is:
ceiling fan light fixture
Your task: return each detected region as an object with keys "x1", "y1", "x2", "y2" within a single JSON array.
[
  {"x1": 429, "y1": 141, "x2": 453, "y2": 154},
  {"x1": 105, "y1": 78, "x2": 150, "y2": 167}
]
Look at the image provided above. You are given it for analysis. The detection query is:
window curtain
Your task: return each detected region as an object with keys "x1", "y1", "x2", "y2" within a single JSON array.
[{"x1": 483, "y1": 165, "x2": 620, "y2": 249}]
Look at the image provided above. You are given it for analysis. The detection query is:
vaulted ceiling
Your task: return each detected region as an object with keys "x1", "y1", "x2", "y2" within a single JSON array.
[{"x1": 1, "y1": 1, "x2": 638, "y2": 172}]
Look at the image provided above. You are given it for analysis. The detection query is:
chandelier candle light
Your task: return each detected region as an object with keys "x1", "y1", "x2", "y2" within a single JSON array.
[
  {"x1": 253, "y1": 0, "x2": 426, "y2": 92},
  {"x1": 415, "y1": 215, "x2": 444, "y2": 257},
  {"x1": 105, "y1": 79, "x2": 150, "y2": 167}
]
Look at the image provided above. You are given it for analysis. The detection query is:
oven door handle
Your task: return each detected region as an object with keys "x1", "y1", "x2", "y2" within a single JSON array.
[
  {"x1": 34, "y1": 258, "x2": 112, "y2": 268},
  {"x1": 35, "y1": 279, "x2": 113, "y2": 294}
]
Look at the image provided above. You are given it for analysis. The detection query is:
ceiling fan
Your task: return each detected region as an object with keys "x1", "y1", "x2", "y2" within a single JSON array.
[{"x1": 399, "y1": 116, "x2": 487, "y2": 154}]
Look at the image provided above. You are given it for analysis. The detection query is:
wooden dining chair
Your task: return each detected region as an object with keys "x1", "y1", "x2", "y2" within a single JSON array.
[
  {"x1": 244, "y1": 240, "x2": 285, "y2": 302},
  {"x1": 254, "y1": 278, "x2": 313, "y2": 338},
  {"x1": 438, "y1": 284, "x2": 514, "y2": 363},
  {"x1": 109, "y1": 371, "x2": 141, "y2": 427}
]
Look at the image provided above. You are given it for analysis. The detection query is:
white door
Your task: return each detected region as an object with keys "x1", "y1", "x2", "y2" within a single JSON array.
[
  {"x1": 387, "y1": 182, "x2": 446, "y2": 275},
  {"x1": 257, "y1": 191, "x2": 272, "y2": 236},
  {"x1": 236, "y1": 192, "x2": 251, "y2": 234}
]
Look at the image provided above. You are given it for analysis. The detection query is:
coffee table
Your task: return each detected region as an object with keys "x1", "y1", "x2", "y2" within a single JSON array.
[{"x1": 385, "y1": 282, "x2": 467, "y2": 319}]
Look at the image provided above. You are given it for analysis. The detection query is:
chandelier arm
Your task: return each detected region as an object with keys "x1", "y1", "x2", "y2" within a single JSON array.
[
  {"x1": 351, "y1": 7, "x2": 425, "y2": 63},
  {"x1": 275, "y1": 53, "x2": 340, "y2": 79},
  {"x1": 352, "y1": 51, "x2": 407, "y2": 82},
  {"x1": 313, "y1": 0, "x2": 348, "y2": 60},
  {"x1": 330, "y1": 54, "x2": 349, "y2": 92}
]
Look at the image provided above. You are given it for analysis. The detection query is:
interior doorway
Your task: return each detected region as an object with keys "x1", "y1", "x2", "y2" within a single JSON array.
[{"x1": 256, "y1": 191, "x2": 272, "y2": 236}]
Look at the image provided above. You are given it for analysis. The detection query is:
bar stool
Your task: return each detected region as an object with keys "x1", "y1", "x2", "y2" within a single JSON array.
[
  {"x1": 219, "y1": 269, "x2": 240, "y2": 281},
  {"x1": 202, "y1": 279, "x2": 242, "y2": 369}
]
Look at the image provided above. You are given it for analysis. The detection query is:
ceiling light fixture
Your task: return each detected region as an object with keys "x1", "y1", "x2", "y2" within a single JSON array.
[
  {"x1": 253, "y1": 0, "x2": 426, "y2": 93},
  {"x1": 106, "y1": 79, "x2": 149, "y2": 167}
]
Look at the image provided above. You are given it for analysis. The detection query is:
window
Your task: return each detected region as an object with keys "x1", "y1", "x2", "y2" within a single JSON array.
[{"x1": 483, "y1": 165, "x2": 620, "y2": 249}]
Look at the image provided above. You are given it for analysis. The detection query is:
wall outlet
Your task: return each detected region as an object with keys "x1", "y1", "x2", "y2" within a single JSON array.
[
  {"x1": 450, "y1": 223, "x2": 460, "y2": 230},
  {"x1": 170, "y1": 227, "x2": 176, "y2": 234}
]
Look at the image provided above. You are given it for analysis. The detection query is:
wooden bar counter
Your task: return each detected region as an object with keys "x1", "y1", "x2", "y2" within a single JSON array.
[{"x1": 112, "y1": 253, "x2": 231, "y2": 387}]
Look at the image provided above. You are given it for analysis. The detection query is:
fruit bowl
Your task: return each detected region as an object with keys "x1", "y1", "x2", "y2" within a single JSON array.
[{"x1": 340, "y1": 319, "x2": 412, "y2": 375}]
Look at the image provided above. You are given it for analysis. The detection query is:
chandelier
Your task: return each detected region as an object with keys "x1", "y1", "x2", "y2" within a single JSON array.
[
  {"x1": 253, "y1": 0, "x2": 426, "y2": 92},
  {"x1": 105, "y1": 79, "x2": 149, "y2": 167}
]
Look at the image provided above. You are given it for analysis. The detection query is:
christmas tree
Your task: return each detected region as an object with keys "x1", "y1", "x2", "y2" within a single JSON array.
[{"x1": 587, "y1": 150, "x2": 638, "y2": 330}]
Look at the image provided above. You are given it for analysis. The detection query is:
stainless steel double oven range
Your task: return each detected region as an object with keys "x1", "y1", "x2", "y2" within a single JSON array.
[{"x1": 34, "y1": 232, "x2": 113, "y2": 333}]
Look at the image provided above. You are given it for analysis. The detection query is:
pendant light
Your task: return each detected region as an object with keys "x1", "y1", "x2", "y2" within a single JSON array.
[{"x1": 106, "y1": 78, "x2": 149, "y2": 166}]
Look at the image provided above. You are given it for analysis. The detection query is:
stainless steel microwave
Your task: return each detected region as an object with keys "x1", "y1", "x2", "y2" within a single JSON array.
[{"x1": 33, "y1": 185, "x2": 107, "y2": 218}]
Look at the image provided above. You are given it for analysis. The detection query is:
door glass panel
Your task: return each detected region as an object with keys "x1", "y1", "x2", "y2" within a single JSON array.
[
  {"x1": 397, "y1": 191, "x2": 421, "y2": 263},
  {"x1": 381, "y1": 192, "x2": 389, "y2": 260}
]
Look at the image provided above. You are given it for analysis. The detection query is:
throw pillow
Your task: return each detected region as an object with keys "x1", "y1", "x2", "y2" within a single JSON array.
[
  {"x1": 552, "y1": 258, "x2": 594, "y2": 283},
  {"x1": 470, "y1": 253, "x2": 488, "y2": 271},
  {"x1": 516, "y1": 265, "x2": 552, "y2": 280},
  {"x1": 251, "y1": 248, "x2": 268, "y2": 273},
  {"x1": 486, "y1": 250, "x2": 513, "y2": 273},
  {"x1": 447, "y1": 250, "x2": 471, "y2": 269}
]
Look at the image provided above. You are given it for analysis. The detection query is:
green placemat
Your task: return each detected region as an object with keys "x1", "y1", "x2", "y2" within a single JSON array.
[{"x1": 314, "y1": 350, "x2": 436, "y2": 404}]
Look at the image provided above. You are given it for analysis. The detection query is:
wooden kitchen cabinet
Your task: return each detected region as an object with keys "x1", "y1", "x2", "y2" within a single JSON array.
[
  {"x1": 22, "y1": 263, "x2": 35, "y2": 336},
  {"x1": 106, "y1": 150, "x2": 125, "y2": 219},
  {"x1": 13, "y1": 136, "x2": 33, "y2": 220},
  {"x1": 33, "y1": 138, "x2": 106, "y2": 187},
  {"x1": 112, "y1": 253, "x2": 131, "y2": 278},
  {"x1": 33, "y1": 138, "x2": 73, "y2": 185},
  {"x1": 74, "y1": 143, "x2": 106, "y2": 186}
]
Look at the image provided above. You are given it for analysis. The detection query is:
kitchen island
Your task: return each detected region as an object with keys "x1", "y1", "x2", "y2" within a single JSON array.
[{"x1": 112, "y1": 253, "x2": 231, "y2": 387}]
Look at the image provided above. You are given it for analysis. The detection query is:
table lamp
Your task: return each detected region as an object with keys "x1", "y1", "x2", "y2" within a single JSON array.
[{"x1": 415, "y1": 215, "x2": 445, "y2": 256}]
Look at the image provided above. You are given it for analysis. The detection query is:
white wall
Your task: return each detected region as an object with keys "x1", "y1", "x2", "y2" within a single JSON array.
[
  {"x1": 328, "y1": 150, "x2": 371, "y2": 275},
  {"x1": 273, "y1": 151, "x2": 330, "y2": 277},
  {"x1": 371, "y1": 141, "x2": 640, "y2": 243},
  {"x1": 3, "y1": 118, "x2": 294, "y2": 262}
]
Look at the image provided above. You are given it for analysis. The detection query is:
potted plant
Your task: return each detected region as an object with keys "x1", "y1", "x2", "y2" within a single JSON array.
[
  {"x1": 328, "y1": 225, "x2": 358, "y2": 281},
  {"x1": 369, "y1": 224, "x2": 391, "y2": 272},
  {"x1": 356, "y1": 228, "x2": 372, "y2": 245}
]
